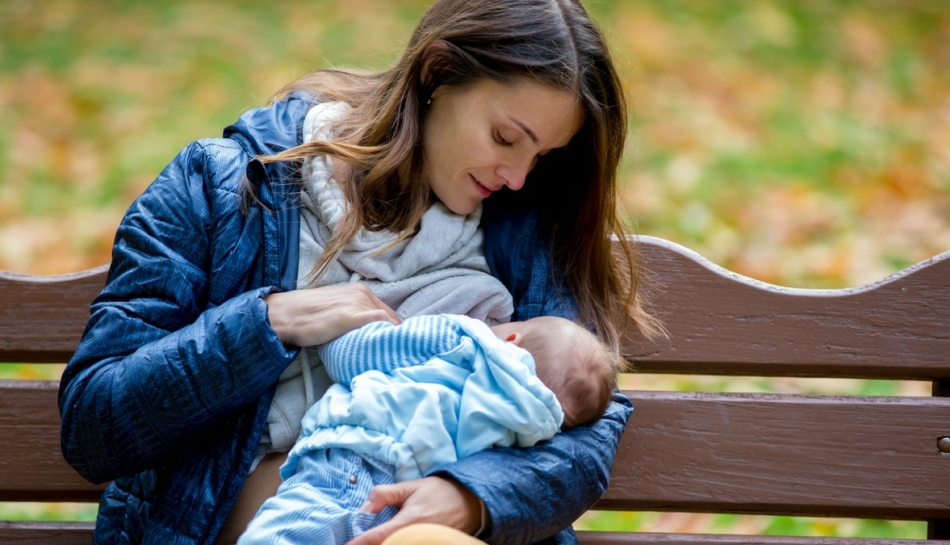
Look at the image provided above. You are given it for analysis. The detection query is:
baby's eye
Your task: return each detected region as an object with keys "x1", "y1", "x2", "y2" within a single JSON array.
[{"x1": 493, "y1": 129, "x2": 514, "y2": 147}]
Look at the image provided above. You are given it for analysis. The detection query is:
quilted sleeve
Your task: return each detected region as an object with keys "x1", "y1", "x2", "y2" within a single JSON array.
[
  {"x1": 438, "y1": 235, "x2": 632, "y2": 544},
  {"x1": 58, "y1": 140, "x2": 297, "y2": 484}
]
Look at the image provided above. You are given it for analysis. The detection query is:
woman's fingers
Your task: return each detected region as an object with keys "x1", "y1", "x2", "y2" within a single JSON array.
[
  {"x1": 264, "y1": 283, "x2": 400, "y2": 347},
  {"x1": 346, "y1": 477, "x2": 482, "y2": 545},
  {"x1": 359, "y1": 481, "x2": 418, "y2": 514},
  {"x1": 362, "y1": 287, "x2": 402, "y2": 325},
  {"x1": 348, "y1": 483, "x2": 419, "y2": 545}
]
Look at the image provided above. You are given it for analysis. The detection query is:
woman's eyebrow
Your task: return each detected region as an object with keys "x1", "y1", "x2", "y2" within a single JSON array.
[{"x1": 507, "y1": 115, "x2": 539, "y2": 144}]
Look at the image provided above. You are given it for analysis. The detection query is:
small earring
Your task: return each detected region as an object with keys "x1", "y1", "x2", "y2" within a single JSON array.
[{"x1": 427, "y1": 97, "x2": 432, "y2": 106}]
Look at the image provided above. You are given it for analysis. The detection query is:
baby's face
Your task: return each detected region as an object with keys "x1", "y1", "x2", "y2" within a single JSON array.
[
  {"x1": 490, "y1": 320, "x2": 596, "y2": 426},
  {"x1": 493, "y1": 318, "x2": 614, "y2": 428}
]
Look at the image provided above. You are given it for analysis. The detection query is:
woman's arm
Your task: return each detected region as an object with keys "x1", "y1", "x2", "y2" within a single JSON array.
[
  {"x1": 346, "y1": 394, "x2": 631, "y2": 545},
  {"x1": 346, "y1": 239, "x2": 632, "y2": 545},
  {"x1": 58, "y1": 140, "x2": 298, "y2": 484},
  {"x1": 59, "y1": 137, "x2": 402, "y2": 485},
  {"x1": 456, "y1": 220, "x2": 631, "y2": 544},
  {"x1": 439, "y1": 393, "x2": 631, "y2": 544}
]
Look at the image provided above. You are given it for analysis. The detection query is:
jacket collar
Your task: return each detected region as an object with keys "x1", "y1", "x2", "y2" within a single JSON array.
[{"x1": 226, "y1": 91, "x2": 317, "y2": 292}]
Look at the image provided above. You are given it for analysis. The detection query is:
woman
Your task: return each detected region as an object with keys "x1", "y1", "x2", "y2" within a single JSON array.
[{"x1": 58, "y1": 0, "x2": 659, "y2": 544}]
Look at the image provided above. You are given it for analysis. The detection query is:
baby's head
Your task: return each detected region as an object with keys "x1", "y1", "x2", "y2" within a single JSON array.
[{"x1": 490, "y1": 316, "x2": 618, "y2": 429}]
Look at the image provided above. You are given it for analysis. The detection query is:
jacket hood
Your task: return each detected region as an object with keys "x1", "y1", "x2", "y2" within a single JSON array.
[
  {"x1": 223, "y1": 91, "x2": 315, "y2": 158},
  {"x1": 222, "y1": 92, "x2": 317, "y2": 293}
]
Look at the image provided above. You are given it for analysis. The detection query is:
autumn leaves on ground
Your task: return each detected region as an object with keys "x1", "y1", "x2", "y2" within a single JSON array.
[{"x1": 0, "y1": 0, "x2": 947, "y2": 537}]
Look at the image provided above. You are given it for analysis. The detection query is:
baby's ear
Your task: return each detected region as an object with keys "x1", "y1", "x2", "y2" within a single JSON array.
[{"x1": 506, "y1": 332, "x2": 523, "y2": 346}]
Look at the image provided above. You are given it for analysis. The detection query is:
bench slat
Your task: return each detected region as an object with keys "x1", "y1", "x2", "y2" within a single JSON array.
[
  {"x1": 600, "y1": 391, "x2": 950, "y2": 520},
  {"x1": 5, "y1": 241, "x2": 950, "y2": 379},
  {"x1": 0, "y1": 265, "x2": 108, "y2": 363},
  {"x1": 576, "y1": 531, "x2": 944, "y2": 544},
  {"x1": 625, "y1": 238, "x2": 950, "y2": 380},
  {"x1": 0, "y1": 381, "x2": 104, "y2": 502},
  {"x1": 5, "y1": 380, "x2": 949, "y2": 522},
  {"x1": 0, "y1": 522, "x2": 95, "y2": 544}
]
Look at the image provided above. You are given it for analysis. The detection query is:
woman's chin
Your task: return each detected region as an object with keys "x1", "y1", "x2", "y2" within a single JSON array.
[{"x1": 441, "y1": 200, "x2": 479, "y2": 216}]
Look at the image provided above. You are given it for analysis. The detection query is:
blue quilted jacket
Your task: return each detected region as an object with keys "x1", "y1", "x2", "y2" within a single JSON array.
[{"x1": 58, "y1": 92, "x2": 632, "y2": 545}]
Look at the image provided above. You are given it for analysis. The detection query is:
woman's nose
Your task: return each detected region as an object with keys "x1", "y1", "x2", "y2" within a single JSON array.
[{"x1": 496, "y1": 158, "x2": 533, "y2": 191}]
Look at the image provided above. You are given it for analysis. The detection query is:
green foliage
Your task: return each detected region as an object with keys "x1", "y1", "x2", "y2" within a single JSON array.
[
  {"x1": 576, "y1": 511, "x2": 926, "y2": 539},
  {"x1": 0, "y1": 502, "x2": 97, "y2": 522},
  {"x1": 0, "y1": 363, "x2": 64, "y2": 380}
]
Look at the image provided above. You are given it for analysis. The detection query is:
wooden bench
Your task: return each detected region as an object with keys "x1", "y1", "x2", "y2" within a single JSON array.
[{"x1": 1, "y1": 236, "x2": 948, "y2": 544}]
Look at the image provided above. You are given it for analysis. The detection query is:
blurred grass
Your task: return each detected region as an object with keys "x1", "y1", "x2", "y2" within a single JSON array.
[
  {"x1": 0, "y1": 363, "x2": 66, "y2": 380},
  {"x1": 1, "y1": 0, "x2": 947, "y2": 538},
  {"x1": 0, "y1": 502, "x2": 97, "y2": 523},
  {"x1": 576, "y1": 511, "x2": 926, "y2": 538}
]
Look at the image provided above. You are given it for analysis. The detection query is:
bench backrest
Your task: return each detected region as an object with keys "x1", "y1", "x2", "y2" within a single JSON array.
[
  {"x1": 1, "y1": 237, "x2": 948, "y2": 543},
  {"x1": 599, "y1": 237, "x2": 950, "y2": 543}
]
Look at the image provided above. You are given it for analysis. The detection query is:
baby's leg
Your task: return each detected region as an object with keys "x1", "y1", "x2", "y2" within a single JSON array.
[{"x1": 238, "y1": 448, "x2": 396, "y2": 545}]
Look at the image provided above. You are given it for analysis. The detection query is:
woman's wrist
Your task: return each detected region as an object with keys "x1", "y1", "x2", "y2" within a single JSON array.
[
  {"x1": 439, "y1": 475, "x2": 484, "y2": 535},
  {"x1": 263, "y1": 291, "x2": 298, "y2": 346}
]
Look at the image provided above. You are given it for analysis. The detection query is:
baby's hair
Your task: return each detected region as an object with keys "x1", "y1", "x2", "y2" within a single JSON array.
[{"x1": 516, "y1": 317, "x2": 619, "y2": 428}]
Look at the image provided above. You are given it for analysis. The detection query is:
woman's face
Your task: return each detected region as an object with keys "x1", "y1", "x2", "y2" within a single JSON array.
[{"x1": 421, "y1": 77, "x2": 584, "y2": 216}]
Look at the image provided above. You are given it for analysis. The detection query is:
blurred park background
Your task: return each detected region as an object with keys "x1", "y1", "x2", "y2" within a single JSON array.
[{"x1": 0, "y1": 0, "x2": 948, "y2": 538}]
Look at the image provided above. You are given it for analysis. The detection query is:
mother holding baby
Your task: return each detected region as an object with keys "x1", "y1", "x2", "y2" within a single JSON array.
[{"x1": 58, "y1": 0, "x2": 659, "y2": 543}]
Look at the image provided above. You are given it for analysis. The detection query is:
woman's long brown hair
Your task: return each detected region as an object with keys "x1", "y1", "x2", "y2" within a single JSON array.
[{"x1": 264, "y1": 0, "x2": 663, "y2": 355}]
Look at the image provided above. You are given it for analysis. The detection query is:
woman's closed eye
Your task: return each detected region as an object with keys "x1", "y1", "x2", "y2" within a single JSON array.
[
  {"x1": 493, "y1": 129, "x2": 514, "y2": 147},
  {"x1": 494, "y1": 128, "x2": 549, "y2": 171}
]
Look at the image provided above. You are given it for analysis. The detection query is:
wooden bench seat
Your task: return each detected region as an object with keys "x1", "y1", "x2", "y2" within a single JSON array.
[{"x1": 2, "y1": 237, "x2": 947, "y2": 544}]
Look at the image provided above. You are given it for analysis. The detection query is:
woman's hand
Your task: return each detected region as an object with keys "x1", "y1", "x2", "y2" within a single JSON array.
[
  {"x1": 347, "y1": 476, "x2": 483, "y2": 545},
  {"x1": 265, "y1": 283, "x2": 401, "y2": 347}
]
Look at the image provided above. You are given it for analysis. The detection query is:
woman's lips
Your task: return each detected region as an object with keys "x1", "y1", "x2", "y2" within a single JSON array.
[{"x1": 470, "y1": 174, "x2": 493, "y2": 198}]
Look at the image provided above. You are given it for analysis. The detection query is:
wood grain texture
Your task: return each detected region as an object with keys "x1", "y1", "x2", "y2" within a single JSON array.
[
  {"x1": 575, "y1": 532, "x2": 943, "y2": 545},
  {"x1": 600, "y1": 390, "x2": 950, "y2": 520},
  {"x1": 0, "y1": 522, "x2": 95, "y2": 545},
  {"x1": 0, "y1": 265, "x2": 108, "y2": 363},
  {"x1": 4, "y1": 382, "x2": 948, "y2": 520},
  {"x1": 4, "y1": 240, "x2": 949, "y2": 377},
  {"x1": 624, "y1": 237, "x2": 950, "y2": 380},
  {"x1": 0, "y1": 381, "x2": 104, "y2": 502}
]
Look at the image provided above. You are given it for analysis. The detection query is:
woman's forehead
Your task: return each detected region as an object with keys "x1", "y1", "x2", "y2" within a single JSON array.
[{"x1": 457, "y1": 78, "x2": 584, "y2": 147}]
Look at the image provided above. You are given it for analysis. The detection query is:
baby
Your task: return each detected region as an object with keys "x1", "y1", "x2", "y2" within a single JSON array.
[{"x1": 238, "y1": 313, "x2": 617, "y2": 545}]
